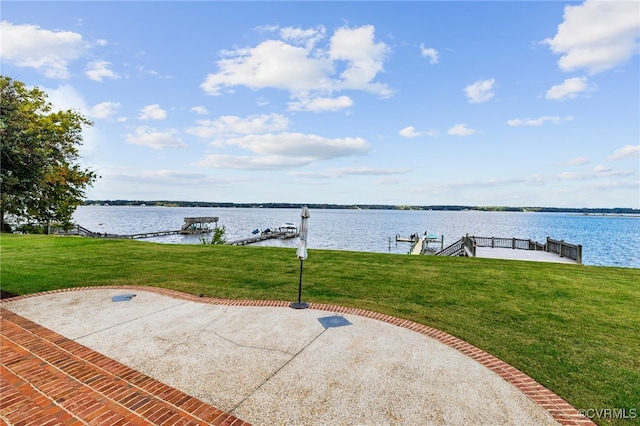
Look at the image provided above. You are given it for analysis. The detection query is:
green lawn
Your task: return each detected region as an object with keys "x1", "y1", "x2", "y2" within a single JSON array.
[{"x1": 1, "y1": 234, "x2": 639, "y2": 425}]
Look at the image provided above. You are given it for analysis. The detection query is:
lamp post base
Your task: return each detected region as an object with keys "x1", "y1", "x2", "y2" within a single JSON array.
[{"x1": 290, "y1": 302, "x2": 309, "y2": 309}]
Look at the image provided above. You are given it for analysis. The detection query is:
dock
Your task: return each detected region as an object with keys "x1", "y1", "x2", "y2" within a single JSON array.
[
  {"x1": 226, "y1": 232, "x2": 287, "y2": 246},
  {"x1": 226, "y1": 227, "x2": 299, "y2": 246},
  {"x1": 435, "y1": 236, "x2": 582, "y2": 264},
  {"x1": 397, "y1": 232, "x2": 444, "y2": 255},
  {"x1": 474, "y1": 247, "x2": 578, "y2": 264},
  {"x1": 410, "y1": 238, "x2": 424, "y2": 255},
  {"x1": 61, "y1": 217, "x2": 219, "y2": 239}
]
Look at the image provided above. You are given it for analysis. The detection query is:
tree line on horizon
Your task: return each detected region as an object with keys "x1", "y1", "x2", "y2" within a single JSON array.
[{"x1": 83, "y1": 200, "x2": 639, "y2": 215}]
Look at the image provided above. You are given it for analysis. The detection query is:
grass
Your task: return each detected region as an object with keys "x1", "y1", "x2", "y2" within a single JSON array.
[{"x1": 1, "y1": 234, "x2": 639, "y2": 425}]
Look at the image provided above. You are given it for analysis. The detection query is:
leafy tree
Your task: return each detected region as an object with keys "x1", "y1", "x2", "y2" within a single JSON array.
[
  {"x1": 200, "y1": 226, "x2": 227, "y2": 245},
  {"x1": 1, "y1": 76, "x2": 97, "y2": 232}
]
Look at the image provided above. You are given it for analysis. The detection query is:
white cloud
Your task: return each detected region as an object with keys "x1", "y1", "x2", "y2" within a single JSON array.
[
  {"x1": 609, "y1": 144, "x2": 640, "y2": 160},
  {"x1": 200, "y1": 24, "x2": 392, "y2": 103},
  {"x1": 329, "y1": 166, "x2": 408, "y2": 176},
  {"x1": 87, "y1": 101, "x2": 121, "y2": 119},
  {"x1": 374, "y1": 177, "x2": 402, "y2": 185},
  {"x1": 85, "y1": 60, "x2": 119, "y2": 82},
  {"x1": 464, "y1": 79, "x2": 496, "y2": 103},
  {"x1": 191, "y1": 106, "x2": 208, "y2": 115},
  {"x1": 543, "y1": 0, "x2": 640, "y2": 74},
  {"x1": 215, "y1": 133, "x2": 369, "y2": 160},
  {"x1": 202, "y1": 39, "x2": 330, "y2": 96},
  {"x1": 138, "y1": 104, "x2": 167, "y2": 120},
  {"x1": 399, "y1": 126, "x2": 423, "y2": 138},
  {"x1": 191, "y1": 114, "x2": 369, "y2": 170},
  {"x1": 329, "y1": 25, "x2": 392, "y2": 96},
  {"x1": 196, "y1": 132, "x2": 369, "y2": 170},
  {"x1": 288, "y1": 96, "x2": 353, "y2": 112},
  {"x1": 195, "y1": 154, "x2": 311, "y2": 170},
  {"x1": 39, "y1": 84, "x2": 116, "y2": 158},
  {"x1": 100, "y1": 166, "x2": 242, "y2": 186},
  {"x1": 545, "y1": 77, "x2": 593, "y2": 101},
  {"x1": 399, "y1": 126, "x2": 438, "y2": 138},
  {"x1": 42, "y1": 84, "x2": 119, "y2": 120},
  {"x1": 412, "y1": 168, "x2": 636, "y2": 195},
  {"x1": 567, "y1": 156, "x2": 590, "y2": 166},
  {"x1": 188, "y1": 114, "x2": 290, "y2": 139},
  {"x1": 280, "y1": 25, "x2": 326, "y2": 50},
  {"x1": 447, "y1": 124, "x2": 476, "y2": 136},
  {"x1": 125, "y1": 127, "x2": 187, "y2": 149},
  {"x1": 556, "y1": 169, "x2": 634, "y2": 180},
  {"x1": 42, "y1": 84, "x2": 86, "y2": 112},
  {"x1": 593, "y1": 165, "x2": 612, "y2": 174},
  {"x1": 0, "y1": 21, "x2": 88, "y2": 78},
  {"x1": 420, "y1": 43, "x2": 438, "y2": 64},
  {"x1": 507, "y1": 115, "x2": 573, "y2": 126},
  {"x1": 291, "y1": 167, "x2": 409, "y2": 179}
]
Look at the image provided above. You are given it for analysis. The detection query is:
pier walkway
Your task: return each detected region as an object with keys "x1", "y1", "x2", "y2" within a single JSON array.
[
  {"x1": 226, "y1": 231, "x2": 292, "y2": 246},
  {"x1": 410, "y1": 237, "x2": 424, "y2": 255},
  {"x1": 57, "y1": 217, "x2": 219, "y2": 240}
]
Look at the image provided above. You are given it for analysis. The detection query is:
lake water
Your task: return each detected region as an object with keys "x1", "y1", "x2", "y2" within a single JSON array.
[{"x1": 73, "y1": 206, "x2": 640, "y2": 268}]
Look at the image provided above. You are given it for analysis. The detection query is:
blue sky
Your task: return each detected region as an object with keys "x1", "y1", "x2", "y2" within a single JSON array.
[{"x1": 2, "y1": 1, "x2": 639, "y2": 208}]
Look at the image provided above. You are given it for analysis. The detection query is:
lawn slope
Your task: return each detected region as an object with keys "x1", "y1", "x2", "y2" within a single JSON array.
[{"x1": 1, "y1": 234, "x2": 638, "y2": 425}]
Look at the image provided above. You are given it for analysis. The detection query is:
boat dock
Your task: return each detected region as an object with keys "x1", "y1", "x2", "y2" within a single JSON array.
[
  {"x1": 226, "y1": 226, "x2": 299, "y2": 246},
  {"x1": 410, "y1": 238, "x2": 424, "y2": 255},
  {"x1": 474, "y1": 247, "x2": 578, "y2": 264},
  {"x1": 226, "y1": 232, "x2": 287, "y2": 246},
  {"x1": 396, "y1": 232, "x2": 444, "y2": 255},
  {"x1": 434, "y1": 236, "x2": 582, "y2": 264},
  {"x1": 61, "y1": 217, "x2": 219, "y2": 239}
]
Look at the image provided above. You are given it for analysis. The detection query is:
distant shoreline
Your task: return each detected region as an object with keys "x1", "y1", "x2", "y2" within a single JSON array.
[{"x1": 83, "y1": 200, "x2": 640, "y2": 215}]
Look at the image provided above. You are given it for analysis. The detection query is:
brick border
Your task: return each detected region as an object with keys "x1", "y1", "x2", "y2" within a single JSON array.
[
  {"x1": 2, "y1": 286, "x2": 595, "y2": 426},
  {"x1": 1, "y1": 305, "x2": 249, "y2": 425}
]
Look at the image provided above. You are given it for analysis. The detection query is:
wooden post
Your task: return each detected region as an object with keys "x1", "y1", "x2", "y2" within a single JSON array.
[{"x1": 577, "y1": 245, "x2": 582, "y2": 264}]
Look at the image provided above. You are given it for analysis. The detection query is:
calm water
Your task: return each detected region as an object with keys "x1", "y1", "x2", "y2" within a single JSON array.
[{"x1": 73, "y1": 206, "x2": 640, "y2": 268}]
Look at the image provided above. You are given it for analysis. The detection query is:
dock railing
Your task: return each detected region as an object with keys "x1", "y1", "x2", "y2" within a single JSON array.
[
  {"x1": 467, "y1": 236, "x2": 582, "y2": 263},
  {"x1": 472, "y1": 236, "x2": 547, "y2": 251},
  {"x1": 435, "y1": 238, "x2": 466, "y2": 257},
  {"x1": 546, "y1": 237, "x2": 582, "y2": 264}
]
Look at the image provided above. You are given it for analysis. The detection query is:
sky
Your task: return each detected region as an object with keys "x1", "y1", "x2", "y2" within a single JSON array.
[{"x1": 1, "y1": 1, "x2": 639, "y2": 208}]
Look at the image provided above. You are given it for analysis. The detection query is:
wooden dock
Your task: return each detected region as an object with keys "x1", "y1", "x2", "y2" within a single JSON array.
[
  {"x1": 125, "y1": 230, "x2": 181, "y2": 239},
  {"x1": 226, "y1": 230, "x2": 298, "y2": 246},
  {"x1": 435, "y1": 236, "x2": 582, "y2": 264},
  {"x1": 226, "y1": 232, "x2": 283, "y2": 246},
  {"x1": 474, "y1": 247, "x2": 578, "y2": 264},
  {"x1": 62, "y1": 217, "x2": 219, "y2": 240},
  {"x1": 410, "y1": 238, "x2": 424, "y2": 255},
  {"x1": 397, "y1": 233, "x2": 444, "y2": 255}
]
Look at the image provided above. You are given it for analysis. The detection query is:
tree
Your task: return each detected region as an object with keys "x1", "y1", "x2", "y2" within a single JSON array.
[
  {"x1": 200, "y1": 226, "x2": 227, "y2": 245},
  {"x1": 1, "y1": 76, "x2": 97, "y2": 232}
]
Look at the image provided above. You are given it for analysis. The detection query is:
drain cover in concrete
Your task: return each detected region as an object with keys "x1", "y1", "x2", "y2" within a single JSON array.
[
  {"x1": 318, "y1": 315, "x2": 352, "y2": 329},
  {"x1": 112, "y1": 294, "x2": 137, "y2": 302}
]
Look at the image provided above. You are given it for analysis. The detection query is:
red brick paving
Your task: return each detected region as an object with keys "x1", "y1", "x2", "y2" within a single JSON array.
[
  {"x1": 1, "y1": 286, "x2": 595, "y2": 425},
  {"x1": 0, "y1": 306, "x2": 249, "y2": 426}
]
